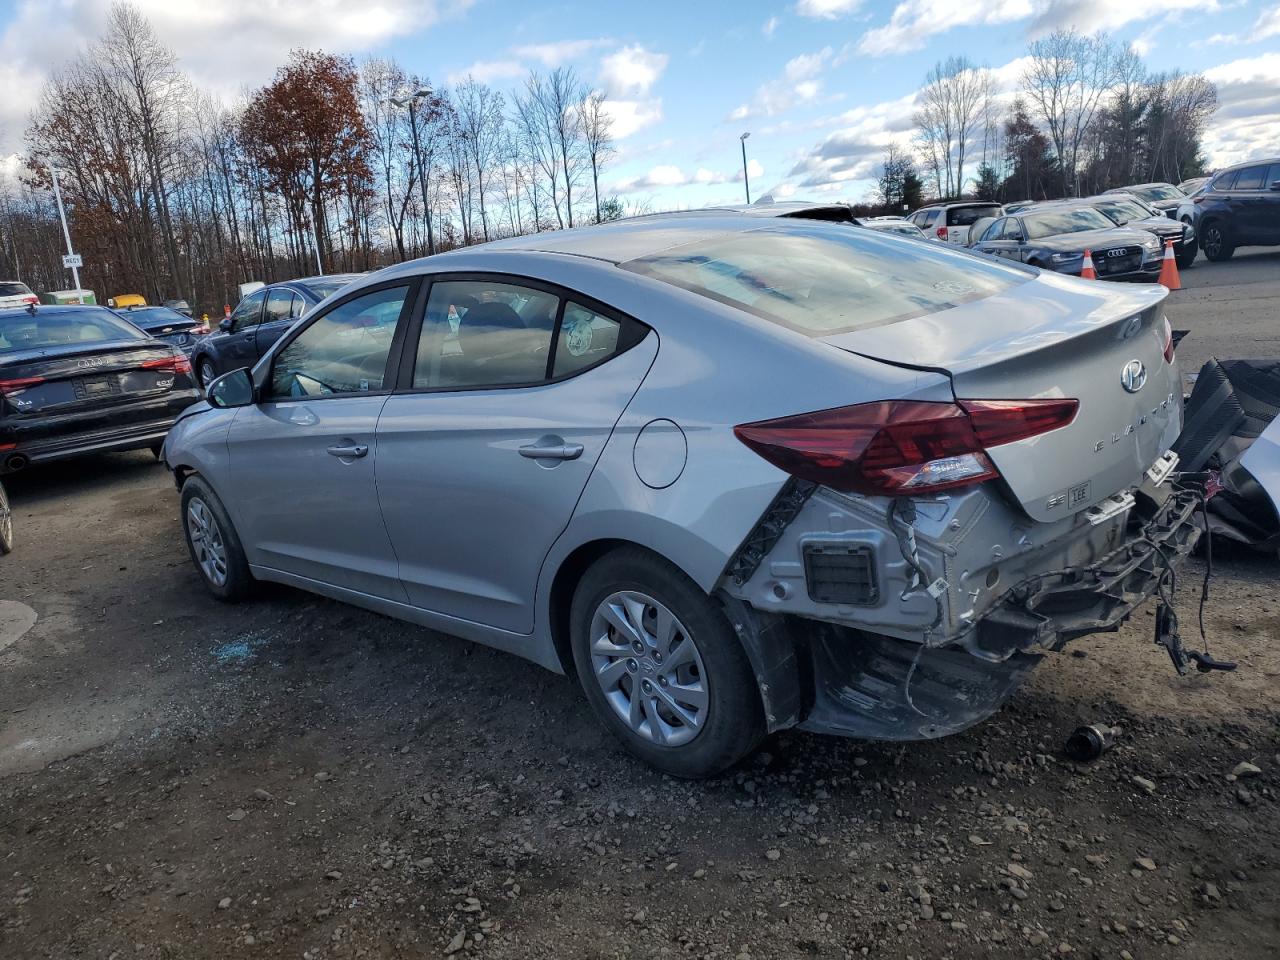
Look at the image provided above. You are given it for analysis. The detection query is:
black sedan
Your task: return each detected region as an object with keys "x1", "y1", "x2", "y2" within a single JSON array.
[
  {"x1": 116, "y1": 305, "x2": 209, "y2": 355},
  {"x1": 971, "y1": 207, "x2": 1163, "y2": 280},
  {"x1": 0, "y1": 304, "x2": 201, "y2": 475},
  {"x1": 192, "y1": 274, "x2": 360, "y2": 388},
  {"x1": 1039, "y1": 195, "x2": 1196, "y2": 269}
]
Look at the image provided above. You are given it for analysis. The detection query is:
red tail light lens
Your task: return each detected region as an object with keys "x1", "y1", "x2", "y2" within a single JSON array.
[
  {"x1": 735, "y1": 398, "x2": 1078, "y2": 496},
  {"x1": 22, "y1": 295, "x2": 38, "y2": 305},
  {"x1": 0, "y1": 376, "x2": 45, "y2": 395},
  {"x1": 141, "y1": 354, "x2": 194, "y2": 376},
  {"x1": 936, "y1": 225, "x2": 949, "y2": 240},
  {"x1": 1160, "y1": 316, "x2": 1175, "y2": 363}
]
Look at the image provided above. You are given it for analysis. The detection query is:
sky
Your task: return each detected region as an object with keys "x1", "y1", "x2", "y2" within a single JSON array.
[{"x1": 0, "y1": 0, "x2": 1277, "y2": 209}]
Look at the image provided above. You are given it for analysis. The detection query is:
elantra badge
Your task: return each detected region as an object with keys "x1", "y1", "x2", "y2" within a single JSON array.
[{"x1": 1120, "y1": 359, "x2": 1147, "y2": 393}]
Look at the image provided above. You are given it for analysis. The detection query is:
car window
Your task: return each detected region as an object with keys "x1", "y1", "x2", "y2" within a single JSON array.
[
  {"x1": 1268, "y1": 164, "x2": 1280, "y2": 189},
  {"x1": 229, "y1": 290, "x2": 266, "y2": 330},
  {"x1": 0, "y1": 282, "x2": 33, "y2": 297},
  {"x1": 553, "y1": 303, "x2": 623, "y2": 378},
  {"x1": 1002, "y1": 219, "x2": 1025, "y2": 240},
  {"x1": 414, "y1": 280, "x2": 560, "y2": 389},
  {"x1": 980, "y1": 219, "x2": 1005, "y2": 242},
  {"x1": 0, "y1": 308, "x2": 149, "y2": 354},
  {"x1": 268, "y1": 285, "x2": 410, "y2": 399},
  {"x1": 919, "y1": 209, "x2": 940, "y2": 227},
  {"x1": 1022, "y1": 208, "x2": 1114, "y2": 239},
  {"x1": 264, "y1": 288, "x2": 294, "y2": 324},
  {"x1": 1233, "y1": 165, "x2": 1267, "y2": 191},
  {"x1": 1210, "y1": 171, "x2": 1237, "y2": 191},
  {"x1": 947, "y1": 205, "x2": 1000, "y2": 226},
  {"x1": 290, "y1": 293, "x2": 306, "y2": 319},
  {"x1": 624, "y1": 224, "x2": 1030, "y2": 338}
]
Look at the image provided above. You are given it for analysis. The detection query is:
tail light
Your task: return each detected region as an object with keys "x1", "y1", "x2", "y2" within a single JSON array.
[
  {"x1": 0, "y1": 376, "x2": 44, "y2": 395},
  {"x1": 936, "y1": 225, "x2": 949, "y2": 240},
  {"x1": 734, "y1": 398, "x2": 1078, "y2": 497},
  {"x1": 22, "y1": 295, "x2": 37, "y2": 305},
  {"x1": 1161, "y1": 316, "x2": 1175, "y2": 363},
  {"x1": 141, "y1": 354, "x2": 194, "y2": 376},
  {"x1": 193, "y1": 324, "x2": 210, "y2": 335}
]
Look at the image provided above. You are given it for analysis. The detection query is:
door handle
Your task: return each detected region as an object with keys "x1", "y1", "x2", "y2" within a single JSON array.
[
  {"x1": 519, "y1": 442, "x2": 584, "y2": 461},
  {"x1": 327, "y1": 443, "x2": 369, "y2": 459}
]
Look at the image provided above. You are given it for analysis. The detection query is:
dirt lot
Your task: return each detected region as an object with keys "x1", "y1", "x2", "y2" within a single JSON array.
[{"x1": 2, "y1": 251, "x2": 1278, "y2": 959}]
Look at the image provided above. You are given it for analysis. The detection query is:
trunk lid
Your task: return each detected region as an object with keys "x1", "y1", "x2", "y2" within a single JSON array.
[
  {"x1": 822, "y1": 273, "x2": 1179, "y2": 522},
  {"x1": 0, "y1": 340, "x2": 189, "y2": 417}
]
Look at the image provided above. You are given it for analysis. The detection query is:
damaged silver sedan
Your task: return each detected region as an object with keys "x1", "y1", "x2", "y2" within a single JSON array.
[{"x1": 164, "y1": 214, "x2": 1210, "y2": 778}]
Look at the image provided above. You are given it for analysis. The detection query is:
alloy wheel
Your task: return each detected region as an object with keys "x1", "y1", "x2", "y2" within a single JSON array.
[
  {"x1": 187, "y1": 497, "x2": 228, "y2": 586},
  {"x1": 588, "y1": 591, "x2": 709, "y2": 747},
  {"x1": 1203, "y1": 226, "x2": 1223, "y2": 259},
  {"x1": 200, "y1": 361, "x2": 216, "y2": 389}
]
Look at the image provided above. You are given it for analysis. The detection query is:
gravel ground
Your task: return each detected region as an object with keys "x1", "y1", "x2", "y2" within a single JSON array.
[{"x1": 1, "y1": 250, "x2": 1278, "y2": 959}]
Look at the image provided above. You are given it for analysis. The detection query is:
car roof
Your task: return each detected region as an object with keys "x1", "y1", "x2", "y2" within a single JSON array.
[
  {"x1": 917, "y1": 200, "x2": 1001, "y2": 209},
  {"x1": 0, "y1": 303, "x2": 110, "y2": 317},
  {"x1": 1221, "y1": 156, "x2": 1280, "y2": 171}
]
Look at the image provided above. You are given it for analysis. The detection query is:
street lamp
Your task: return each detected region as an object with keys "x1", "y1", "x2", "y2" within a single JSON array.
[
  {"x1": 390, "y1": 86, "x2": 437, "y2": 256},
  {"x1": 739, "y1": 132, "x2": 752, "y2": 205}
]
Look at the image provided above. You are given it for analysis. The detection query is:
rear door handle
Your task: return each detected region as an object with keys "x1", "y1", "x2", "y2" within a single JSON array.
[
  {"x1": 327, "y1": 443, "x2": 369, "y2": 459},
  {"x1": 519, "y1": 442, "x2": 584, "y2": 461}
]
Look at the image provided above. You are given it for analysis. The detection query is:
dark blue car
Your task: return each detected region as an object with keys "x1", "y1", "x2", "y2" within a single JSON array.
[{"x1": 191, "y1": 275, "x2": 361, "y2": 387}]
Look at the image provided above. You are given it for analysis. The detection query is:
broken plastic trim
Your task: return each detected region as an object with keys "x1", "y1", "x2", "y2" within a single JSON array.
[{"x1": 724, "y1": 477, "x2": 817, "y2": 586}]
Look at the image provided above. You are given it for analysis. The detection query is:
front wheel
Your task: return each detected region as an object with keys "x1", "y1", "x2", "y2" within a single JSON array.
[
  {"x1": 1201, "y1": 222, "x2": 1235, "y2": 262},
  {"x1": 198, "y1": 358, "x2": 218, "y2": 390},
  {"x1": 0, "y1": 482, "x2": 12, "y2": 555},
  {"x1": 180, "y1": 475, "x2": 253, "y2": 601},
  {"x1": 1176, "y1": 244, "x2": 1197, "y2": 270},
  {"x1": 570, "y1": 549, "x2": 764, "y2": 778}
]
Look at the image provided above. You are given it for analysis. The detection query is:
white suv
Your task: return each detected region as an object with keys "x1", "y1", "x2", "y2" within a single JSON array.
[
  {"x1": 908, "y1": 202, "x2": 1004, "y2": 245},
  {"x1": 0, "y1": 281, "x2": 38, "y2": 310}
]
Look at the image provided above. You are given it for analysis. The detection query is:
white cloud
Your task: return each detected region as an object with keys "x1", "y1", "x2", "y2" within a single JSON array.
[
  {"x1": 611, "y1": 158, "x2": 763, "y2": 194},
  {"x1": 599, "y1": 44, "x2": 669, "y2": 99},
  {"x1": 1202, "y1": 52, "x2": 1280, "y2": 166},
  {"x1": 796, "y1": 0, "x2": 863, "y2": 19},
  {"x1": 730, "y1": 46, "x2": 834, "y2": 120},
  {"x1": 604, "y1": 98, "x2": 664, "y2": 139},
  {"x1": 763, "y1": 15, "x2": 780, "y2": 37},
  {"x1": 786, "y1": 92, "x2": 919, "y2": 190},
  {"x1": 511, "y1": 37, "x2": 614, "y2": 67},
  {"x1": 1026, "y1": 0, "x2": 1220, "y2": 35},
  {"x1": 858, "y1": 0, "x2": 1033, "y2": 57},
  {"x1": 1258, "y1": 3, "x2": 1280, "y2": 39},
  {"x1": 447, "y1": 59, "x2": 524, "y2": 85}
]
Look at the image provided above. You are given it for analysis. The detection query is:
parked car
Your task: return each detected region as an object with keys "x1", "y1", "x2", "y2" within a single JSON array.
[
  {"x1": 971, "y1": 207, "x2": 1163, "y2": 279},
  {"x1": 116, "y1": 304, "x2": 209, "y2": 355},
  {"x1": 1178, "y1": 176, "x2": 1210, "y2": 195},
  {"x1": 191, "y1": 275, "x2": 361, "y2": 388},
  {"x1": 0, "y1": 281, "x2": 38, "y2": 310},
  {"x1": 0, "y1": 479, "x2": 10, "y2": 553},
  {"x1": 163, "y1": 298, "x2": 194, "y2": 317},
  {"x1": 1048, "y1": 194, "x2": 1197, "y2": 269},
  {"x1": 907, "y1": 201, "x2": 1003, "y2": 245},
  {"x1": 1175, "y1": 157, "x2": 1280, "y2": 262},
  {"x1": 165, "y1": 214, "x2": 1197, "y2": 777},
  {"x1": 859, "y1": 217, "x2": 929, "y2": 240},
  {"x1": 1102, "y1": 182, "x2": 1185, "y2": 218},
  {"x1": 107, "y1": 294, "x2": 147, "y2": 309},
  {"x1": 0, "y1": 304, "x2": 200, "y2": 474}
]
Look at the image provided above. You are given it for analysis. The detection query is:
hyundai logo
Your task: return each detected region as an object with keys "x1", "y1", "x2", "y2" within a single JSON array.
[
  {"x1": 1121, "y1": 359, "x2": 1147, "y2": 393},
  {"x1": 1106, "y1": 248, "x2": 1129, "y2": 258}
]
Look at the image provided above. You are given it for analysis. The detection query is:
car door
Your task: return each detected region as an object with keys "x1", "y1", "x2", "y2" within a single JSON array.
[
  {"x1": 254, "y1": 287, "x2": 299, "y2": 360},
  {"x1": 975, "y1": 218, "x2": 1014, "y2": 258},
  {"x1": 223, "y1": 280, "x2": 418, "y2": 599},
  {"x1": 215, "y1": 289, "x2": 267, "y2": 376},
  {"x1": 375, "y1": 276, "x2": 657, "y2": 634},
  {"x1": 1264, "y1": 163, "x2": 1280, "y2": 244},
  {"x1": 1230, "y1": 164, "x2": 1269, "y2": 245}
]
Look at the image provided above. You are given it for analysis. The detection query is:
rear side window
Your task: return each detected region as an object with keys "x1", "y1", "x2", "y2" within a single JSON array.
[
  {"x1": 554, "y1": 303, "x2": 621, "y2": 378},
  {"x1": 623, "y1": 224, "x2": 1030, "y2": 338},
  {"x1": 1211, "y1": 171, "x2": 1237, "y2": 191},
  {"x1": 947, "y1": 205, "x2": 1000, "y2": 226},
  {"x1": 0, "y1": 308, "x2": 148, "y2": 354},
  {"x1": 264, "y1": 288, "x2": 295, "y2": 323},
  {"x1": 1233, "y1": 165, "x2": 1267, "y2": 190}
]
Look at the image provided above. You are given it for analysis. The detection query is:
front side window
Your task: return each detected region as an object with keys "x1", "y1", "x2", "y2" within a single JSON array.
[
  {"x1": 230, "y1": 290, "x2": 266, "y2": 330},
  {"x1": 1233, "y1": 165, "x2": 1267, "y2": 190},
  {"x1": 264, "y1": 288, "x2": 295, "y2": 324},
  {"x1": 268, "y1": 285, "x2": 410, "y2": 399},
  {"x1": 981, "y1": 219, "x2": 1006, "y2": 242},
  {"x1": 414, "y1": 280, "x2": 559, "y2": 389},
  {"x1": 624, "y1": 224, "x2": 1030, "y2": 338}
]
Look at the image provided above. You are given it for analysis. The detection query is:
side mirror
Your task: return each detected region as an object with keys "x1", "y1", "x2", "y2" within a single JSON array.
[
  {"x1": 206, "y1": 368, "x2": 255, "y2": 409},
  {"x1": 1007, "y1": 233, "x2": 1024, "y2": 243},
  {"x1": 219, "y1": 317, "x2": 234, "y2": 332}
]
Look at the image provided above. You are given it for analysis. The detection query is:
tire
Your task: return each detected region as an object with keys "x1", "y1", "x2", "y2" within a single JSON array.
[
  {"x1": 569, "y1": 548, "x2": 764, "y2": 778},
  {"x1": 180, "y1": 475, "x2": 253, "y2": 601},
  {"x1": 0, "y1": 482, "x2": 12, "y2": 555},
  {"x1": 198, "y1": 358, "x2": 218, "y2": 389},
  {"x1": 1201, "y1": 221, "x2": 1235, "y2": 262},
  {"x1": 1176, "y1": 245, "x2": 1197, "y2": 270}
]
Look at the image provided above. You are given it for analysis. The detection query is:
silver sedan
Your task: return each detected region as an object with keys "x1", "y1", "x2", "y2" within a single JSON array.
[{"x1": 164, "y1": 214, "x2": 1198, "y2": 777}]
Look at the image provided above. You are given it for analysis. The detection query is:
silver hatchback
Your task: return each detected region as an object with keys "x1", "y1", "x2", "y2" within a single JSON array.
[{"x1": 165, "y1": 215, "x2": 1199, "y2": 777}]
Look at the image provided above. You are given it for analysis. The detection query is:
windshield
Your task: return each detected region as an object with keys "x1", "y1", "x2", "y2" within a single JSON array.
[
  {"x1": 1023, "y1": 207, "x2": 1115, "y2": 239},
  {"x1": 875, "y1": 223, "x2": 923, "y2": 237},
  {"x1": 0, "y1": 282, "x2": 34, "y2": 298},
  {"x1": 1135, "y1": 184, "x2": 1183, "y2": 202},
  {"x1": 622, "y1": 225, "x2": 1031, "y2": 337},
  {"x1": 1092, "y1": 199, "x2": 1149, "y2": 224},
  {"x1": 0, "y1": 308, "x2": 149, "y2": 354}
]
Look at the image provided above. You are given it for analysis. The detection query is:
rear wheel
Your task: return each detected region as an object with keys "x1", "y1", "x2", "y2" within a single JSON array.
[
  {"x1": 180, "y1": 475, "x2": 253, "y2": 601},
  {"x1": 0, "y1": 482, "x2": 12, "y2": 555},
  {"x1": 1201, "y1": 221, "x2": 1235, "y2": 262},
  {"x1": 570, "y1": 549, "x2": 764, "y2": 778},
  {"x1": 198, "y1": 358, "x2": 218, "y2": 389}
]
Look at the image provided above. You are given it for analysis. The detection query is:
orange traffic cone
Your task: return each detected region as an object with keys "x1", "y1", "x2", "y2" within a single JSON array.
[
  {"x1": 1080, "y1": 249, "x2": 1096, "y2": 280},
  {"x1": 1158, "y1": 240, "x2": 1181, "y2": 290}
]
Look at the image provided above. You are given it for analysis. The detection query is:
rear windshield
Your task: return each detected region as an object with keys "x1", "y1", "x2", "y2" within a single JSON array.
[
  {"x1": 0, "y1": 308, "x2": 149, "y2": 354},
  {"x1": 947, "y1": 205, "x2": 1001, "y2": 226},
  {"x1": 0, "y1": 282, "x2": 33, "y2": 297},
  {"x1": 1023, "y1": 207, "x2": 1115, "y2": 239},
  {"x1": 622, "y1": 225, "x2": 1031, "y2": 337}
]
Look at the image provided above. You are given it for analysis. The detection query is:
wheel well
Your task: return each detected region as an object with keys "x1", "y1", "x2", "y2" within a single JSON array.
[{"x1": 171, "y1": 464, "x2": 196, "y2": 490}]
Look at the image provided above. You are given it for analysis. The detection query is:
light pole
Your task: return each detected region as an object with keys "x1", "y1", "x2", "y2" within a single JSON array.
[
  {"x1": 391, "y1": 86, "x2": 436, "y2": 257},
  {"x1": 739, "y1": 132, "x2": 752, "y2": 205},
  {"x1": 50, "y1": 167, "x2": 81, "y2": 291}
]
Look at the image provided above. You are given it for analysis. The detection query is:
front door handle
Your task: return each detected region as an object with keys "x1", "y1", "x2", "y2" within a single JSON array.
[
  {"x1": 519, "y1": 441, "x2": 584, "y2": 461},
  {"x1": 327, "y1": 443, "x2": 369, "y2": 459}
]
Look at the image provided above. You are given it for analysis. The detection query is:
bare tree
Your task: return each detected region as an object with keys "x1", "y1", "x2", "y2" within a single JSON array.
[
  {"x1": 1021, "y1": 30, "x2": 1119, "y2": 195},
  {"x1": 577, "y1": 89, "x2": 614, "y2": 224},
  {"x1": 911, "y1": 56, "x2": 990, "y2": 198},
  {"x1": 453, "y1": 77, "x2": 505, "y2": 242}
]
